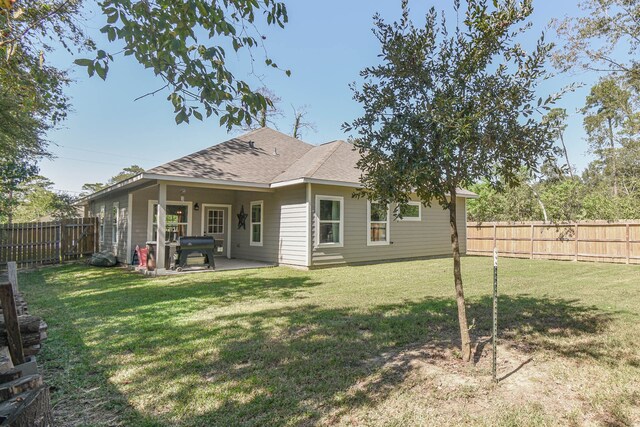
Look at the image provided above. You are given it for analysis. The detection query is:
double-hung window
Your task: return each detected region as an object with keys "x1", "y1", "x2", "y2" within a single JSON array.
[
  {"x1": 112, "y1": 202, "x2": 119, "y2": 246},
  {"x1": 316, "y1": 196, "x2": 344, "y2": 247},
  {"x1": 367, "y1": 201, "x2": 390, "y2": 245},
  {"x1": 250, "y1": 201, "x2": 263, "y2": 246},
  {"x1": 398, "y1": 201, "x2": 421, "y2": 221}
]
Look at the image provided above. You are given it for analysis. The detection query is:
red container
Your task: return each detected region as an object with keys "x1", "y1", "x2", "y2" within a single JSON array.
[{"x1": 136, "y1": 246, "x2": 148, "y2": 267}]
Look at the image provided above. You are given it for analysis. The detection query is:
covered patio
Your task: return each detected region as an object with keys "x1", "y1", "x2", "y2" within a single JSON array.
[{"x1": 135, "y1": 257, "x2": 277, "y2": 276}]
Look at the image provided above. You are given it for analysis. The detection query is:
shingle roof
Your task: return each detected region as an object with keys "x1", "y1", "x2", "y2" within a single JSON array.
[
  {"x1": 271, "y1": 140, "x2": 361, "y2": 184},
  {"x1": 142, "y1": 128, "x2": 475, "y2": 198},
  {"x1": 146, "y1": 127, "x2": 313, "y2": 184}
]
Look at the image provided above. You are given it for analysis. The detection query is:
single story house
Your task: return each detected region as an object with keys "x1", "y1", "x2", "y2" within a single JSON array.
[{"x1": 79, "y1": 127, "x2": 477, "y2": 271}]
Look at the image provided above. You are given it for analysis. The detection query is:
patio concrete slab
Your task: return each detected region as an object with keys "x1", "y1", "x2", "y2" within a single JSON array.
[{"x1": 135, "y1": 258, "x2": 276, "y2": 276}]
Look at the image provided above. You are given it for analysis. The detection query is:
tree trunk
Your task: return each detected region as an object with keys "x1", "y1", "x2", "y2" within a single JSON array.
[
  {"x1": 607, "y1": 117, "x2": 618, "y2": 196},
  {"x1": 559, "y1": 134, "x2": 573, "y2": 178},
  {"x1": 292, "y1": 114, "x2": 301, "y2": 139},
  {"x1": 527, "y1": 183, "x2": 548, "y2": 223},
  {"x1": 448, "y1": 195, "x2": 472, "y2": 362}
]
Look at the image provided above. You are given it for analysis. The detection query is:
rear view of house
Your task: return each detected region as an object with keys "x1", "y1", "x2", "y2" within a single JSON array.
[{"x1": 79, "y1": 128, "x2": 476, "y2": 271}]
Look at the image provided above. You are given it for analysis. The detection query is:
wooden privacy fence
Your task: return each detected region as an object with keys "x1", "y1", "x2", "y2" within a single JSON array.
[
  {"x1": 467, "y1": 221, "x2": 640, "y2": 265},
  {"x1": 0, "y1": 218, "x2": 98, "y2": 269}
]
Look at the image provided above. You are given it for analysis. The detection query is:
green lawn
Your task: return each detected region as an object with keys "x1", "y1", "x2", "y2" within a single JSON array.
[{"x1": 18, "y1": 257, "x2": 640, "y2": 426}]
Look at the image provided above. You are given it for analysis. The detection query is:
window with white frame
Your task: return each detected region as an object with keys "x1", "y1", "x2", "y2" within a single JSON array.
[
  {"x1": 250, "y1": 201, "x2": 263, "y2": 246},
  {"x1": 149, "y1": 202, "x2": 190, "y2": 242},
  {"x1": 367, "y1": 201, "x2": 390, "y2": 245},
  {"x1": 206, "y1": 209, "x2": 224, "y2": 234},
  {"x1": 98, "y1": 205, "x2": 105, "y2": 243},
  {"x1": 398, "y1": 201, "x2": 421, "y2": 221},
  {"x1": 112, "y1": 202, "x2": 119, "y2": 245},
  {"x1": 316, "y1": 196, "x2": 343, "y2": 247}
]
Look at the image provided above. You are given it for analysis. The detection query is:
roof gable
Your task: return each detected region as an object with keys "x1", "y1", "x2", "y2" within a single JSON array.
[{"x1": 271, "y1": 140, "x2": 361, "y2": 184}]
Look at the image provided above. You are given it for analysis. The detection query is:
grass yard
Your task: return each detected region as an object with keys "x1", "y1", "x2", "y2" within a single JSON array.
[{"x1": 18, "y1": 257, "x2": 640, "y2": 426}]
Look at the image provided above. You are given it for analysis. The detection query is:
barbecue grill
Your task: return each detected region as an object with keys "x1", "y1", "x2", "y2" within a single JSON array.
[{"x1": 174, "y1": 236, "x2": 216, "y2": 271}]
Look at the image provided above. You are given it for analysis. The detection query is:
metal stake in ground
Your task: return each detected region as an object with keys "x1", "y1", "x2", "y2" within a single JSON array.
[{"x1": 493, "y1": 247, "x2": 498, "y2": 383}]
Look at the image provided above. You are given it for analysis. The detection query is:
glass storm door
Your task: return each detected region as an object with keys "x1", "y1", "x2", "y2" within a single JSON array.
[{"x1": 204, "y1": 207, "x2": 227, "y2": 257}]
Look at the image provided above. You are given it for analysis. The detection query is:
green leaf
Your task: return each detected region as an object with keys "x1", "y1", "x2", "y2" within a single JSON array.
[
  {"x1": 95, "y1": 62, "x2": 107, "y2": 80},
  {"x1": 74, "y1": 59, "x2": 94, "y2": 67}
]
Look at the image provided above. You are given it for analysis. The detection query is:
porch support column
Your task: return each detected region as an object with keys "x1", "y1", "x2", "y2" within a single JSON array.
[
  {"x1": 156, "y1": 182, "x2": 167, "y2": 272},
  {"x1": 306, "y1": 182, "x2": 312, "y2": 268}
]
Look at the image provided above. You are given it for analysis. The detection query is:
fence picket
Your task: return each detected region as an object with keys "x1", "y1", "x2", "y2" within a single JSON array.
[
  {"x1": 0, "y1": 219, "x2": 98, "y2": 269},
  {"x1": 468, "y1": 221, "x2": 640, "y2": 265}
]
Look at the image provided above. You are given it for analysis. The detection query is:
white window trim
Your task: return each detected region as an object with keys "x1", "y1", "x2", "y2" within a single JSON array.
[
  {"x1": 250, "y1": 200, "x2": 264, "y2": 247},
  {"x1": 99, "y1": 204, "x2": 105, "y2": 244},
  {"x1": 397, "y1": 201, "x2": 422, "y2": 222},
  {"x1": 112, "y1": 201, "x2": 120, "y2": 247},
  {"x1": 315, "y1": 195, "x2": 344, "y2": 248},
  {"x1": 367, "y1": 201, "x2": 391, "y2": 246},
  {"x1": 146, "y1": 200, "x2": 193, "y2": 241}
]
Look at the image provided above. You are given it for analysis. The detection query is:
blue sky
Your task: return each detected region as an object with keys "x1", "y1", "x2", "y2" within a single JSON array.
[{"x1": 41, "y1": 1, "x2": 595, "y2": 194}]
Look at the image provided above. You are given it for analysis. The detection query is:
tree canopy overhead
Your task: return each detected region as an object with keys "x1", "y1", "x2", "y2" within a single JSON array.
[
  {"x1": 78, "y1": 0, "x2": 290, "y2": 127},
  {"x1": 346, "y1": 0, "x2": 566, "y2": 361},
  {"x1": 2, "y1": 0, "x2": 290, "y2": 134}
]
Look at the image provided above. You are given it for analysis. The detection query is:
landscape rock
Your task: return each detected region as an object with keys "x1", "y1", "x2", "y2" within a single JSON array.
[{"x1": 89, "y1": 251, "x2": 117, "y2": 267}]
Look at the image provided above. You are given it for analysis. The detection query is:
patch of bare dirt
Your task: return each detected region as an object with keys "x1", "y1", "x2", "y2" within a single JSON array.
[{"x1": 323, "y1": 338, "x2": 597, "y2": 426}]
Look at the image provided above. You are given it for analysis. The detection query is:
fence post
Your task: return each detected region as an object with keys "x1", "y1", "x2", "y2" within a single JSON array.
[
  {"x1": 7, "y1": 261, "x2": 18, "y2": 295},
  {"x1": 574, "y1": 223, "x2": 579, "y2": 262},
  {"x1": 493, "y1": 223, "x2": 497, "y2": 252},
  {"x1": 626, "y1": 223, "x2": 631, "y2": 265},
  {"x1": 0, "y1": 282, "x2": 25, "y2": 366},
  {"x1": 530, "y1": 224, "x2": 534, "y2": 259}
]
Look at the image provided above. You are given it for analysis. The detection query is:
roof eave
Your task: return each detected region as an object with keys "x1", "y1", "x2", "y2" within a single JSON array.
[
  {"x1": 270, "y1": 177, "x2": 363, "y2": 189},
  {"x1": 77, "y1": 174, "x2": 147, "y2": 204},
  {"x1": 269, "y1": 178, "x2": 478, "y2": 198},
  {"x1": 143, "y1": 173, "x2": 272, "y2": 190}
]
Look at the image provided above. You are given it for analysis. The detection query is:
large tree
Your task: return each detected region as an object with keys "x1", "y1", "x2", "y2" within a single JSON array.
[
  {"x1": 581, "y1": 78, "x2": 635, "y2": 197},
  {"x1": 346, "y1": 0, "x2": 563, "y2": 361},
  {"x1": 11, "y1": 176, "x2": 78, "y2": 223},
  {"x1": 81, "y1": 164, "x2": 145, "y2": 196}
]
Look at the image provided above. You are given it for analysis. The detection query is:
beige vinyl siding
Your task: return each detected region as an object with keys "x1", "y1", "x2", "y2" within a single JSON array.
[
  {"x1": 310, "y1": 184, "x2": 467, "y2": 267},
  {"x1": 232, "y1": 184, "x2": 306, "y2": 266},
  {"x1": 277, "y1": 189, "x2": 308, "y2": 266},
  {"x1": 87, "y1": 192, "x2": 129, "y2": 262},
  {"x1": 130, "y1": 184, "x2": 236, "y2": 252}
]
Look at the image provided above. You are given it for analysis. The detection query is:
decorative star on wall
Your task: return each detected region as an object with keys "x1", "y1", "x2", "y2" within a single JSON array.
[{"x1": 237, "y1": 205, "x2": 248, "y2": 230}]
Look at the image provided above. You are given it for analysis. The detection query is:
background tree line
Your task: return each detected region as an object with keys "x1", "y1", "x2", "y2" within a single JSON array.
[{"x1": 469, "y1": 0, "x2": 640, "y2": 223}]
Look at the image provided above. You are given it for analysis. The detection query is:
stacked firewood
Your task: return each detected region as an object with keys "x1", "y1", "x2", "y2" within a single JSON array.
[
  {"x1": 0, "y1": 316, "x2": 47, "y2": 357},
  {"x1": 0, "y1": 295, "x2": 28, "y2": 318},
  {"x1": 0, "y1": 262, "x2": 53, "y2": 426}
]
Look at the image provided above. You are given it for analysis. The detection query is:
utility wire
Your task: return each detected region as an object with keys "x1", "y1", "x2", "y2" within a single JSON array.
[{"x1": 53, "y1": 144, "x2": 165, "y2": 164}]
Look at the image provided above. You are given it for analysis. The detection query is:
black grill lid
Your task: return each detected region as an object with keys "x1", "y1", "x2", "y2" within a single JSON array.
[{"x1": 177, "y1": 236, "x2": 215, "y2": 246}]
